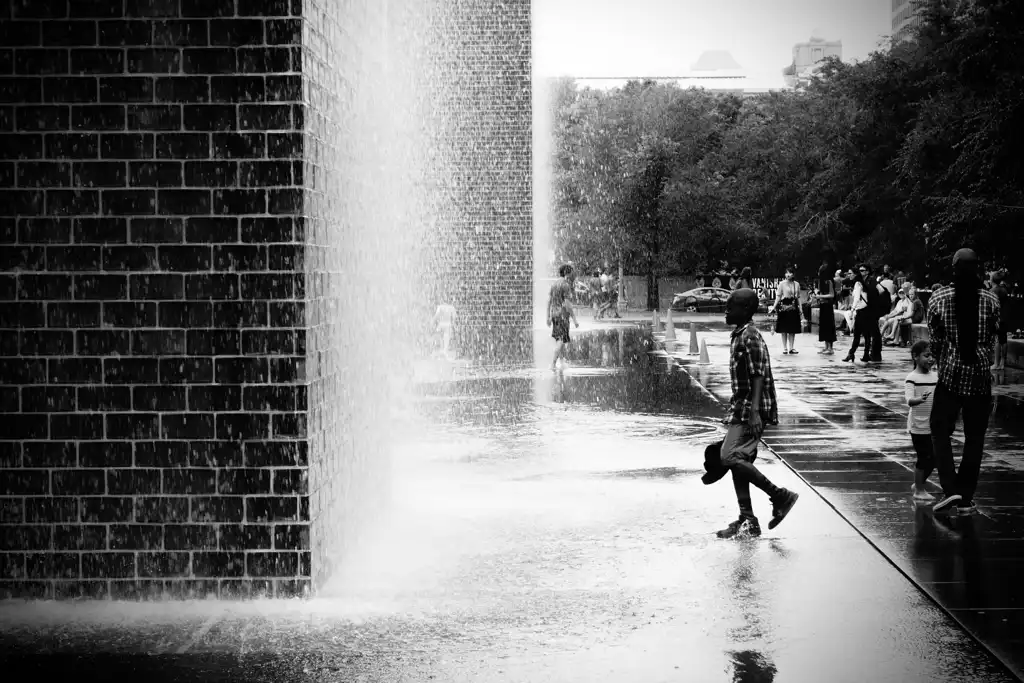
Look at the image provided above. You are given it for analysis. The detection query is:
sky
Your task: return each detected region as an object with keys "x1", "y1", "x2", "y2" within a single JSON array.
[{"x1": 533, "y1": 0, "x2": 893, "y2": 88}]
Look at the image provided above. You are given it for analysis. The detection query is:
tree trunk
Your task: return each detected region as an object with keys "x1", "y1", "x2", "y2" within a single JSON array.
[
  {"x1": 646, "y1": 229, "x2": 660, "y2": 311},
  {"x1": 618, "y1": 257, "x2": 624, "y2": 307}
]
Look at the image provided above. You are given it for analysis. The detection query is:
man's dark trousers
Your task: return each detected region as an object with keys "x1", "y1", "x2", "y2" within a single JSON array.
[
  {"x1": 929, "y1": 383, "x2": 992, "y2": 503},
  {"x1": 866, "y1": 315, "x2": 883, "y2": 361}
]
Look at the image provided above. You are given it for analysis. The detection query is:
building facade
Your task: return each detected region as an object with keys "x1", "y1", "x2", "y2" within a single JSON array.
[
  {"x1": 783, "y1": 35, "x2": 842, "y2": 89},
  {"x1": 892, "y1": 0, "x2": 923, "y2": 43}
]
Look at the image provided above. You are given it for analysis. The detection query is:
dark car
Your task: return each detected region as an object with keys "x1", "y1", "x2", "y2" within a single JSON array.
[{"x1": 671, "y1": 287, "x2": 732, "y2": 313}]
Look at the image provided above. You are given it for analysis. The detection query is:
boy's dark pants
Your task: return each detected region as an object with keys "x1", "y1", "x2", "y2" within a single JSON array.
[
  {"x1": 929, "y1": 383, "x2": 992, "y2": 503},
  {"x1": 722, "y1": 423, "x2": 782, "y2": 519}
]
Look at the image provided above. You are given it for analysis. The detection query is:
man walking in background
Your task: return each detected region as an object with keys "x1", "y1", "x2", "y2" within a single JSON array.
[
  {"x1": 716, "y1": 288, "x2": 800, "y2": 539},
  {"x1": 547, "y1": 265, "x2": 579, "y2": 371}
]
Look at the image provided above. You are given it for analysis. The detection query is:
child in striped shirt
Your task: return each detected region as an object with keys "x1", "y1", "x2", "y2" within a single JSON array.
[{"x1": 906, "y1": 341, "x2": 938, "y2": 501}]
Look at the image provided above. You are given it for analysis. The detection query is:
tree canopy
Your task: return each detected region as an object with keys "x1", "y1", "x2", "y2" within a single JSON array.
[{"x1": 549, "y1": 0, "x2": 1024, "y2": 294}]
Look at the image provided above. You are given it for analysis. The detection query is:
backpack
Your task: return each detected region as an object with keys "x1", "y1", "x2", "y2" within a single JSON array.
[
  {"x1": 911, "y1": 299, "x2": 924, "y2": 324},
  {"x1": 872, "y1": 285, "x2": 891, "y2": 316}
]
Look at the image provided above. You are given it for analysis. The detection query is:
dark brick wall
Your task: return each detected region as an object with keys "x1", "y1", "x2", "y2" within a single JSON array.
[{"x1": 0, "y1": 0, "x2": 310, "y2": 600}]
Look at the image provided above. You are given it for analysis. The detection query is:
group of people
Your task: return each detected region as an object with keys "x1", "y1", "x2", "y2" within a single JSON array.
[
  {"x1": 763, "y1": 260, "x2": 932, "y2": 363},
  {"x1": 707, "y1": 247, "x2": 1001, "y2": 537},
  {"x1": 548, "y1": 248, "x2": 1002, "y2": 534},
  {"x1": 588, "y1": 270, "x2": 622, "y2": 320}
]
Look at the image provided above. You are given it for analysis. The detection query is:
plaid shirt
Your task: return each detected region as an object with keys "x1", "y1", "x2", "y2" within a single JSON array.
[
  {"x1": 927, "y1": 285, "x2": 1000, "y2": 396},
  {"x1": 727, "y1": 322, "x2": 779, "y2": 426}
]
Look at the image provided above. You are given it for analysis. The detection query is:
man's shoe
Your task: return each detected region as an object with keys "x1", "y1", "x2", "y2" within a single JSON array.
[
  {"x1": 956, "y1": 502, "x2": 978, "y2": 516},
  {"x1": 859, "y1": 356, "x2": 870, "y2": 363},
  {"x1": 716, "y1": 517, "x2": 762, "y2": 539},
  {"x1": 933, "y1": 494, "x2": 962, "y2": 515},
  {"x1": 768, "y1": 489, "x2": 799, "y2": 530}
]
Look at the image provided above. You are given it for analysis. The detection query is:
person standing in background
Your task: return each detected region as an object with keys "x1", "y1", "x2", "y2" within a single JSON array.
[
  {"x1": 434, "y1": 301, "x2": 457, "y2": 358},
  {"x1": 991, "y1": 270, "x2": 1009, "y2": 370},
  {"x1": 770, "y1": 266, "x2": 803, "y2": 355},
  {"x1": 734, "y1": 267, "x2": 754, "y2": 291},
  {"x1": 815, "y1": 260, "x2": 837, "y2": 355}
]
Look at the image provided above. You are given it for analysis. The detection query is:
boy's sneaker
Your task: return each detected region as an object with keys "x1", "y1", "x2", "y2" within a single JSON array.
[
  {"x1": 716, "y1": 517, "x2": 762, "y2": 539},
  {"x1": 768, "y1": 489, "x2": 799, "y2": 530},
  {"x1": 956, "y1": 502, "x2": 978, "y2": 516},
  {"x1": 932, "y1": 494, "x2": 962, "y2": 515},
  {"x1": 911, "y1": 485, "x2": 934, "y2": 502}
]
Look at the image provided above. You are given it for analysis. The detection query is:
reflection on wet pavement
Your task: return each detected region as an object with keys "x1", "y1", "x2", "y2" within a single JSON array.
[
  {"x1": 0, "y1": 328, "x2": 1019, "y2": 682},
  {"x1": 667, "y1": 322, "x2": 1024, "y2": 681}
]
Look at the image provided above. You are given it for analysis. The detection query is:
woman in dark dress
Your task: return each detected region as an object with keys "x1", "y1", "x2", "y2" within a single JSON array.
[
  {"x1": 770, "y1": 265, "x2": 804, "y2": 354},
  {"x1": 815, "y1": 261, "x2": 837, "y2": 354}
]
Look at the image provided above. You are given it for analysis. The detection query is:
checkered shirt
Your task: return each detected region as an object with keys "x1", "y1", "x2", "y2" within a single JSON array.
[
  {"x1": 727, "y1": 322, "x2": 779, "y2": 426},
  {"x1": 927, "y1": 285, "x2": 1000, "y2": 396}
]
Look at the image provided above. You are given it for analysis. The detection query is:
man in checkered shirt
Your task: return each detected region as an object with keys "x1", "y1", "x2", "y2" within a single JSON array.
[
  {"x1": 715, "y1": 289, "x2": 800, "y2": 539},
  {"x1": 929, "y1": 248, "x2": 1001, "y2": 517}
]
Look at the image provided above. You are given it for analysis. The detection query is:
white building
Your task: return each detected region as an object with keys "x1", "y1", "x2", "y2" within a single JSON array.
[
  {"x1": 783, "y1": 34, "x2": 842, "y2": 89},
  {"x1": 574, "y1": 50, "x2": 788, "y2": 97}
]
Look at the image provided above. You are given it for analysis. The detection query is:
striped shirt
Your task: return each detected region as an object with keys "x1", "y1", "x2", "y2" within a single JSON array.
[
  {"x1": 905, "y1": 369, "x2": 938, "y2": 434},
  {"x1": 927, "y1": 286, "x2": 1000, "y2": 396},
  {"x1": 727, "y1": 321, "x2": 779, "y2": 426}
]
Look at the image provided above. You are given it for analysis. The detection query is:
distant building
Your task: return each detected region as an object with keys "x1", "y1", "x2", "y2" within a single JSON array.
[
  {"x1": 783, "y1": 34, "x2": 842, "y2": 89},
  {"x1": 892, "y1": 0, "x2": 923, "y2": 43},
  {"x1": 574, "y1": 50, "x2": 788, "y2": 97}
]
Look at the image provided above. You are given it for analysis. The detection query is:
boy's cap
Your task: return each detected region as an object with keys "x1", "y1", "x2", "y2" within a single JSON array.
[{"x1": 701, "y1": 441, "x2": 728, "y2": 485}]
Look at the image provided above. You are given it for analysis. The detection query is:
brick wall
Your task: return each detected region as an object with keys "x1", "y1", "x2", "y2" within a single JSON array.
[
  {"x1": 0, "y1": 0, "x2": 310, "y2": 600},
  {"x1": 0, "y1": 0, "x2": 534, "y2": 600},
  {"x1": 417, "y1": 0, "x2": 533, "y2": 363},
  {"x1": 301, "y1": 0, "x2": 396, "y2": 591}
]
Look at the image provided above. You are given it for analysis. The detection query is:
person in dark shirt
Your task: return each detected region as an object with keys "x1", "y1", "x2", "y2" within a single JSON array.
[
  {"x1": 990, "y1": 271, "x2": 1010, "y2": 370},
  {"x1": 715, "y1": 289, "x2": 799, "y2": 539}
]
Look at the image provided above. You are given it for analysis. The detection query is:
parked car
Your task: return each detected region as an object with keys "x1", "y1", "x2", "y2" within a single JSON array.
[{"x1": 671, "y1": 287, "x2": 732, "y2": 313}]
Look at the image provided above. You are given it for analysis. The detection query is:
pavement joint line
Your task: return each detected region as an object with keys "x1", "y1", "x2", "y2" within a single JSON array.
[
  {"x1": 177, "y1": 611, "x2": 222, "y2": 655},
  {"x1": 757, "y1": 433, "x2": 1023, "y2": 683},
  {"x1": 668, "y1": 342, "x2": 1022, "y2": 683}
]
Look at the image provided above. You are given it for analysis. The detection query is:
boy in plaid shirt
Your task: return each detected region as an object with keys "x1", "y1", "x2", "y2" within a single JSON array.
[{"x1": 716, "y1": 289, "x2": 800, "y2": 538}]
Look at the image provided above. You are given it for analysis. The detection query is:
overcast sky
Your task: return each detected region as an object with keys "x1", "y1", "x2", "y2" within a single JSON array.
[{"x1": 534, "y1": 0, "x2": 893, "y2": 87}]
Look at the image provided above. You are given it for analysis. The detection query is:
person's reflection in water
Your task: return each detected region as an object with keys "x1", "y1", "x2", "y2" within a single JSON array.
[
  {"x1": 726, "y1": 650, "x2": 777, "y2": 682},
  {"x1": 551, "y1": 370, "x2": 567, "y2": 404},
  {"x1": 917, "y1": 504, "x2": 992, "y2": 617},
  {"x1": 957, "y1": 516, "x2": 989, "y2": 610},
  {"x1": 851, "y1": 396, "x2": 867, "y2": 430}
]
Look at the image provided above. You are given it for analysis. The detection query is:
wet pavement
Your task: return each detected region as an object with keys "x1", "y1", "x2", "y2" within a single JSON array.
[
  {"x1": 657, "y1": 316, "x2": 1024, "y2": 681},
  {"x1": 0, "y1": 324, "x2": 1022, "y2": 682}
]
